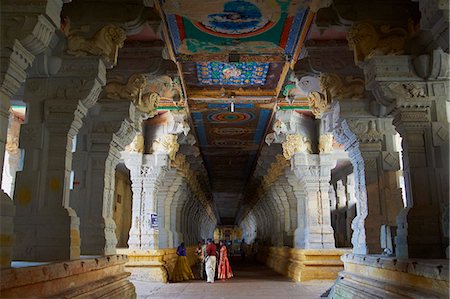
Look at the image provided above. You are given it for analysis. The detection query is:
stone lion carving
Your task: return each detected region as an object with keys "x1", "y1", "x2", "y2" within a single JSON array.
[
  {"x1": 320, "y1": 73, "x2": 365, "y2": 100},
  {"x1": 318, "y1": 134, "x2": 334, "y2": 154},
  {"x1": 105, "y1": 74, "x2": 147, "y2": 101},
  {"x1": 5, "y1": 134, "x2": 19, "y2": 155},
  {"x1": 347, "y1": 22, "x2": 407, "y2": 64},
  {"x1": 282, "y1": 134, "x2": 312, "y2": 160},
  {"x1": 152, "y1": 134, "x2": 180, "y2": 161},
  {"x1": 64, "y1": 18, "x2": 126, "y2": 65},
  {"x1": 307, "y1": 91, "x2": 329, "y2": 119}
]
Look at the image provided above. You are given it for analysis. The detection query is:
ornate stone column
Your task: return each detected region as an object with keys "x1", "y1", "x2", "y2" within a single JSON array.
[
  {"x1": 71, "y1": 100, "x2": 137, "y2": 255},
  {"x1": 0, "y1": 0, "x2": 64, "y2": 268},
  {"x1": 364, "y1": 54, "x2": 449, "y2": 258},
  {"x1": 13, "y1": 56, "x2": 106, "y2": 261},
  {"x1": 123, "y1": 151, "x2": 169, "y2": 250},
  {"x1": 288, "y1": 152, "x2": 336, "y2": 249}
]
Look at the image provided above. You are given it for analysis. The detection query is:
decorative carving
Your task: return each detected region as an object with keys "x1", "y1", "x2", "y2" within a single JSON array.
[
  {"x1": 318, "y1": 134, "x2": 334, "y2": 154},
  {"x1": 105, "y1": 74, "x2": 146, "y2": 101},
  {"x1": 348, "y1": 119, "x2": 384, "y2": 143},
  {"x1": 5, "y1": 134, "x2": 19, "y2": 154},
  {"x1": 387, "y1": 82, "x2": 426, "y2": 98},
  {"x1": 307, "y1": 91, "x2": 329, "y2": 119},
  {"x1": 64, "y1": 18, "x2": 126, "y2": 65},
  {"x1": 125, "y1": 134, "x2": 144, "y2": 153},
  {"x1": 282, "y1": 134, "x2": 312, "y2": 160},
  {"x1": 320, "y1": 73, "x2": 365, "y2": 100},
  {"x1": 134, "y1": 92, "x2": 160, "y2": 117},
  {"x1": 347, "y1": 23, "x2": 408, "y2": 64},
  {"x1": 152, "y1": 134, "x2": 179, "y2": 161},
  {"x1": 262, "y1": 155, "x2": 290, "y2": 187},
  {"x1": 273, "y1": 119, "x2": 288, "y2": 135}
]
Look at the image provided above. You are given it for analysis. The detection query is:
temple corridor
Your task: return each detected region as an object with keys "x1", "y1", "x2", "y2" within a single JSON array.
[
  {"x1": 1, "y1": 0, "x2": 449, "y2": 298},
  {"x1": 131, "y1": 260, "x2": 333, "y2": 299}
]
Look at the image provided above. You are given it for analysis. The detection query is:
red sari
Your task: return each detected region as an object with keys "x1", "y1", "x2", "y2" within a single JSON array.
[{"x1": 218, "y1": 245, "x2": 233, "y2": 280}]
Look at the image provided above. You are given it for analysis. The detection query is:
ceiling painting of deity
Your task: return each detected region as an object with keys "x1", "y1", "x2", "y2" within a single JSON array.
[{"x1": 160, "y1": 0, "x2": 309, "y2": 56}]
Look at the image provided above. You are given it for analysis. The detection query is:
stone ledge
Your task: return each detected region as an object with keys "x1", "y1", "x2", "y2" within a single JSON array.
[
  {"x1": 259, "y1": 247, "x2": 349, "y2": 282},
  {"x1": 119, "y1": 247, "x2": 197, "y2": 283},
  {"x1": 0, "y1": 255, "x2": 135, "y2": 298},
  {"x1": 330, "y1": 254, "x2": 449, "y2": 298}
]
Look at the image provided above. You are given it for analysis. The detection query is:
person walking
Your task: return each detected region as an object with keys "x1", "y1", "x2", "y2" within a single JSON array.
[
  {"x1": 205, "y1": 239, "x2": 217, "y2": 283},
  {"x1": 218, "y1": 240, "x2": 233, "y2": 280},
  {"x1": 171, "y1": 242, "x2": 195, "y2": 282}
]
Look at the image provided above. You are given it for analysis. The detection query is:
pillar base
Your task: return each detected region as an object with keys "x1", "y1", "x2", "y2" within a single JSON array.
[
  {"x1": 0, "y1": 192, "x2": 15, "y2": 268},
  {"x1": 118, "y1": 247, "x2": 197, "y2": 283},
  {"x1": 14, "y1": 207, "x2": 80, "y2": 261},
  {"x1": 259, "y1": 247, "x2": 349, "y2": 281},
  {"x1": 330, "y1": 253, "x2": 449, "y2": 298},
  {"x1": 0, "y1": 255, "x2": 135, "y2": 298}
]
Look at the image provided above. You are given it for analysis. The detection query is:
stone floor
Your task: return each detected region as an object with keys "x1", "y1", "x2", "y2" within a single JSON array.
[{"x1": 130, "y1": 260, "x2": 333, "y2": 299}]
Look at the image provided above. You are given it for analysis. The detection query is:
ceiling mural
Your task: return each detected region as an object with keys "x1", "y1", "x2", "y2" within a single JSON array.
[
  {"x1": 161, "y1": 0, "x2": 308, "y2": 56},
  {"x1": 196, "y1": 62, "x2": 269, "y2": 86}
]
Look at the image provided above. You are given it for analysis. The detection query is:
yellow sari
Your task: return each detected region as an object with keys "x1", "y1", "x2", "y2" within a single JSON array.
[{"x1": 171, "y1": 246, "x2": 194, "y2": 282}]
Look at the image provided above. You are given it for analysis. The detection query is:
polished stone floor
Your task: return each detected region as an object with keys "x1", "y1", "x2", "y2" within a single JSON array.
[{"x1": 130, "y1": 260, "x2": 333, "y2": 299}]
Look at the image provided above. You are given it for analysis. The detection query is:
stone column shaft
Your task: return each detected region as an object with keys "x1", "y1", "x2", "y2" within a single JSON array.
[
  {"x1": 13, "y1": 56, "x2": 105, "y2": 261},
  {"x1": 290, "y1": 153, "x2": 336, "y2": 249}
]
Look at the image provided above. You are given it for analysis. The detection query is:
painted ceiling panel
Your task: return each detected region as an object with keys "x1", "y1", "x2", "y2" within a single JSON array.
[
  {"x1": 196, "y1": 62, "x2": 269, "y2": 86},
  {"x1": 161, "y1": 0, "x2": 308, "y2": 56}
]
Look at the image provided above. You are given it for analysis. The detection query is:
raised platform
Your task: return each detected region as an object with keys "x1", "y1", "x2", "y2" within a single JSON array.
[
  {"x1": 330, "y1": 253, "x2": 449, "y2": 298},
  {"x1": 259, "y1": 247, "x2": 348, "y2": 281},
  {"x1": 0, "y1": 255, "x2": 135, "y2": 298},
  {"x1": 117, "y1": 247, "x2": 197, "y2": 283}
]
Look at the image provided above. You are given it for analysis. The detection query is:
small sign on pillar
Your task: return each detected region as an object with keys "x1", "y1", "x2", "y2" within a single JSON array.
[{"x1": 151, "y1": 213, "x2": 158, "y2": 230}]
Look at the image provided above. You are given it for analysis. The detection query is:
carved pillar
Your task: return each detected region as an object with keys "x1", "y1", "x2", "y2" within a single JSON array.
[
  {"x1": 13, "y1": 56, "x2": 106, "y2": 261},
  {"x1": 71, "y1": 101, "x2": 137, "y2": 255},
  {"x1": 0, "y1": 0, "x2": 63, "y2": 267},
  {"x1": 288, "y1": 153, "x2": 336, "y2": 249},
  {"x1": 123, "y1": 152, "x2": 169, "y2": 250},
  {"x1": 364, "y1": 54, "x2": 449, "y2": 258},
  {"x1": 345, "y1": 174, "x2": 357, "y2": 247},
  {"x1": 335, "y1": 180, "x2": 347, "y2": 247}
]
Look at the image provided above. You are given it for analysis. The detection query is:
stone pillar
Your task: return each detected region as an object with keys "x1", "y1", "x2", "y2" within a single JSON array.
[
  {"x1": 335, "y1": 180, "x2": 347, "y2": 247},
  {"x1": 13, "y1": 56, "x2": 106, "y2": 261},
  {"x1": 0, "y1": 0, "x2": 63, "y2": 268},
  {"x1": 364, "y1": 54, "x2": 449, "y2": 258},
  {"x1": 71, "y1": 101, "x2": 137, "y2": 255},
  {"x1": 288, "y1": 153, "x2": 336, "y2": 249},
  {"x1": 123, "y1": 152, "x2": 169, "y2": 250},
  {"x1": 345, "y1": 174, "x2": 357, "y2": 247}
]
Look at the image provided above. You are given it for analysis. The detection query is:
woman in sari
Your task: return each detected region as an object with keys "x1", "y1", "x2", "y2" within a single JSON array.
[
  {"x1": 217, "y1": 240, "x2": 233, "y2": 280},
  {"x1": 171, "y1": 242, "x2": 195, "y2": 282}
]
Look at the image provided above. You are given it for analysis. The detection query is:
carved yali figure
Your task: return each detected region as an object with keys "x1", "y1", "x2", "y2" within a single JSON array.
[
  {"x1": 105, "y1": 74, "x2": 147, "y2": 101},
  {"x1": 152, "y1": 134, "x2": 180, "y2": 161},
  {"x1": 320, "y1": 73, "x2": 365, "y2": 100},
  {"x1": 318, "y1": 134, "x2": 334, "y2": 154},
  {"x1": 64, "y1": 18, "x2": 126, "y2": 65},
  {"x1": 347, "y1": 22, "x2": 407, "y2": 64}
]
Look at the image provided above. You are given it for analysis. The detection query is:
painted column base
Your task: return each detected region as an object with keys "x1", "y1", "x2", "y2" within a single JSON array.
[
  {"x1": 118, "y1": 247, "x2": 197, "y2": 283},
  {"x1": 330, "y1": 253, "x2": 449, "y2": 299},
  {"x1": 0, "y1": 255, "x2": 135, "y2": 298},
  {"x1": 259, "y1": 247, "x2": 349, "y2": 281}
]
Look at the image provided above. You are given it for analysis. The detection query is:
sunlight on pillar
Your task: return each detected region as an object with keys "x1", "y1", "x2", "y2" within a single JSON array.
[{"x1": 394, "y1": 133, "x2": 407, "y2": 207}]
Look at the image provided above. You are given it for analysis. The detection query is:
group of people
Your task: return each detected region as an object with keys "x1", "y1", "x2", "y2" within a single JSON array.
[{"x1": 171, "y1": 239, "x2": 234, "y2": 283}]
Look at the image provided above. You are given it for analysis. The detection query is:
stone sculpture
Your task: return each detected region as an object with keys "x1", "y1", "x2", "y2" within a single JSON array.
[
  {"x1": 347, "y1": 22, "x2": 408, "y2": 64},
  {"x1": 320, "y1": 73, "x2": 365, "y2": 100},
  {"x1": 282, "y1": 134, "x2": 312, "y2": 160}
]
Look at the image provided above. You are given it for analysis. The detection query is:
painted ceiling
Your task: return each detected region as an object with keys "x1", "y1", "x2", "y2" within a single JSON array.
[
  {"x1": 190, "y1": 102, "x2": 272, "y2": 218},
  {"x1": 157, "y1": 1, "x2": 314, "y2": 223}
]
